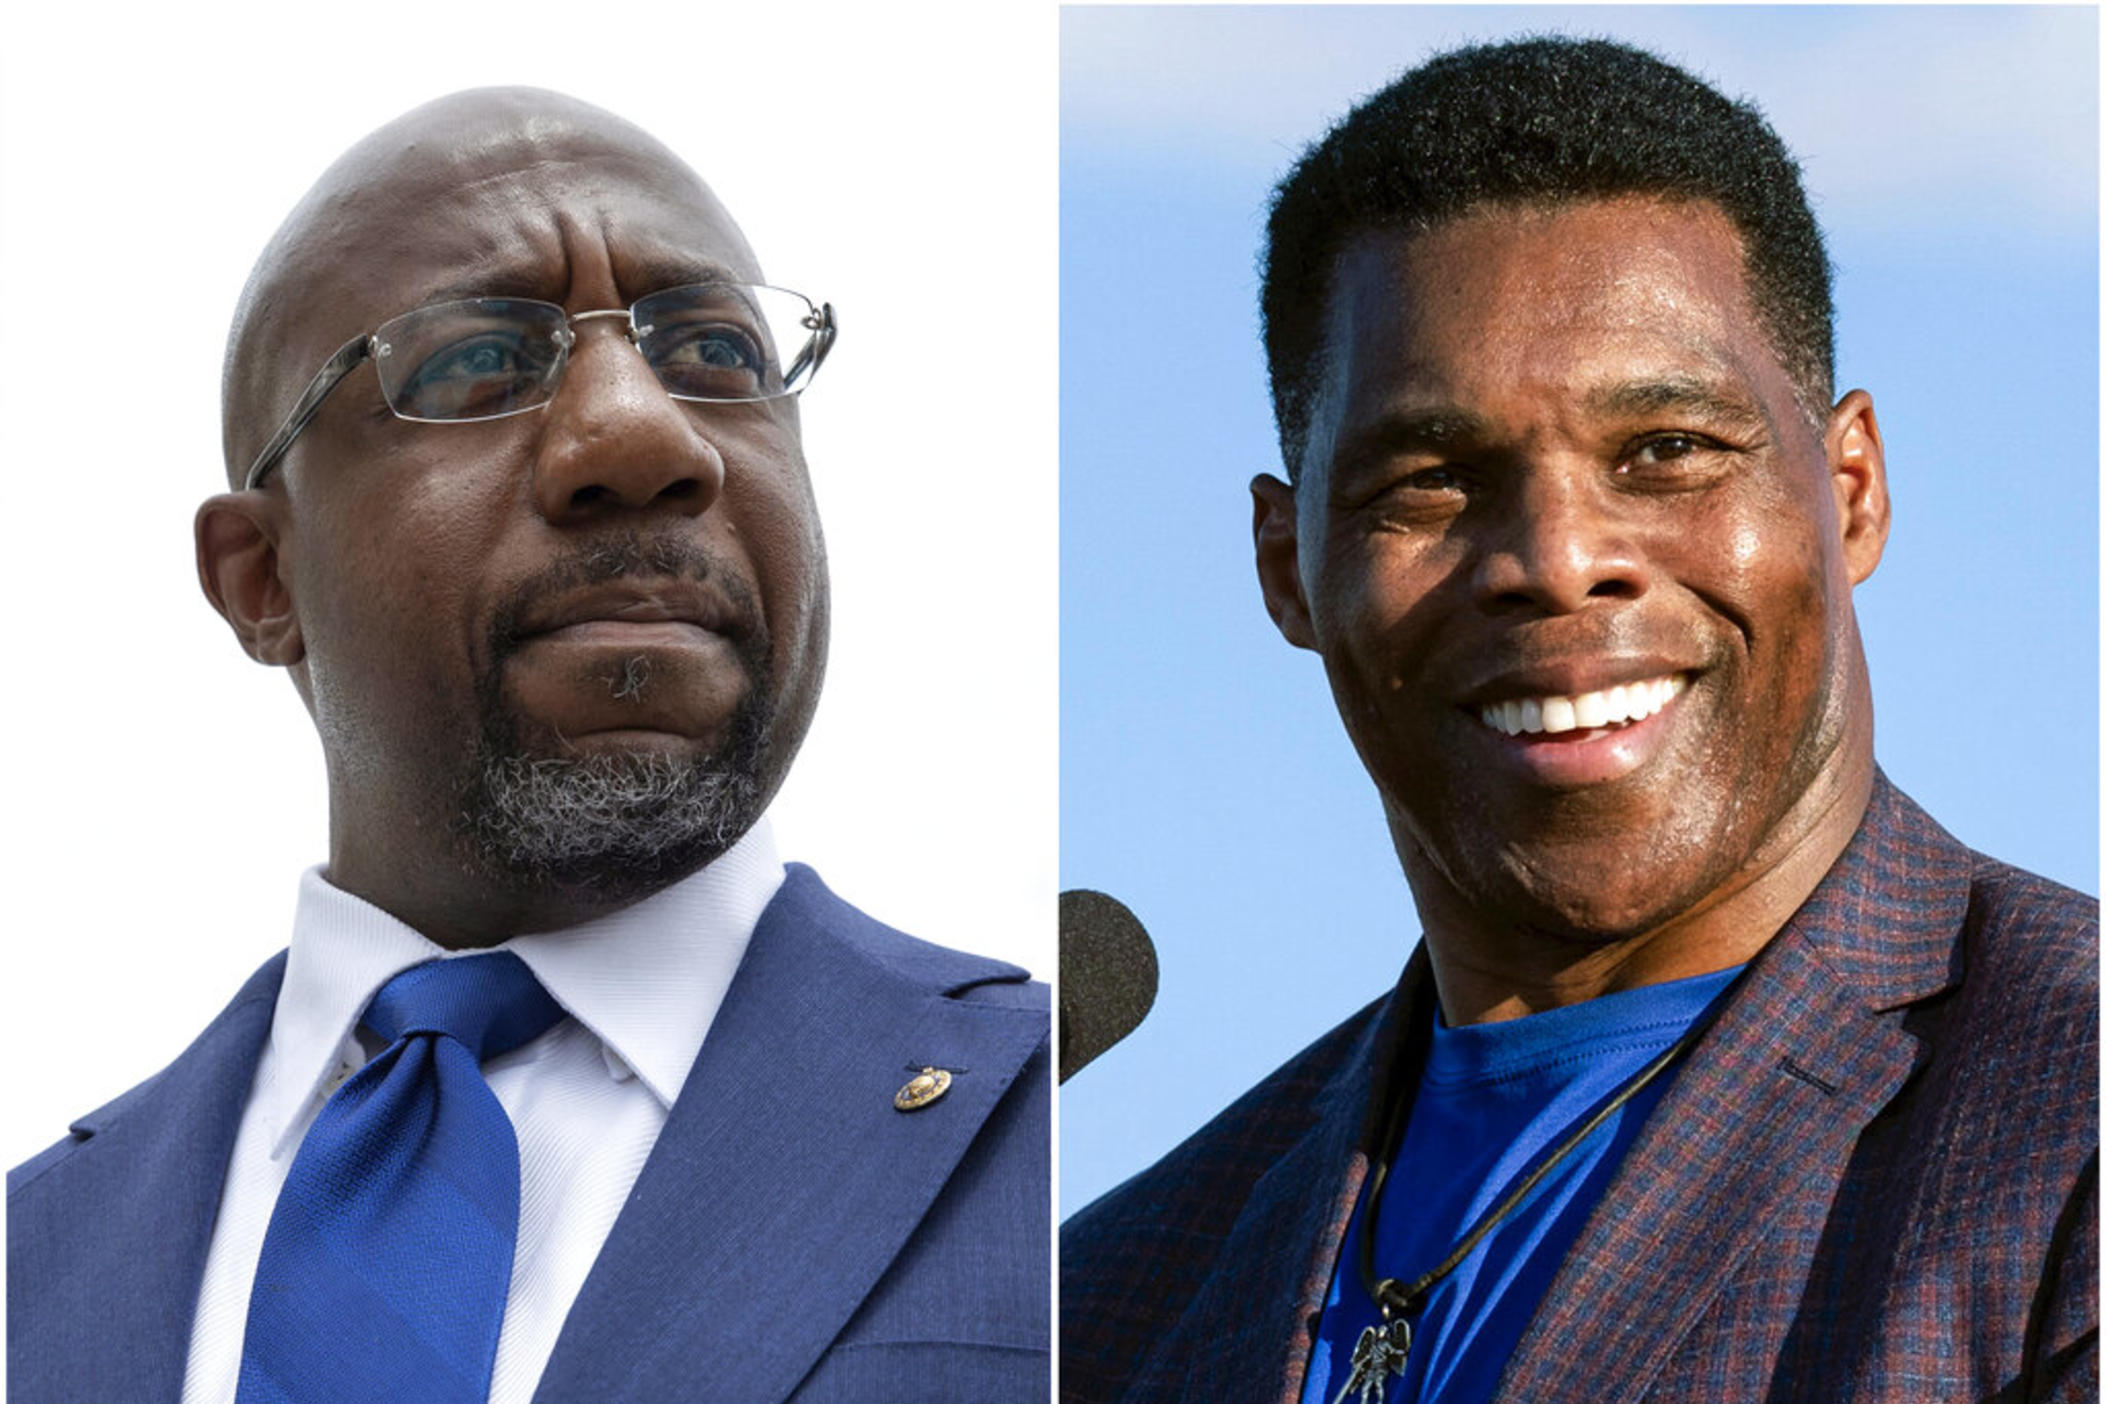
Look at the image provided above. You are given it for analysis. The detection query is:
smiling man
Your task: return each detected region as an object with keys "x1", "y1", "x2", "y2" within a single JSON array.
[
  {"x1": 1061, "y1": 39, "x2": 2095, "y2": 1404},
  {"x1": 8, "y1": 89, "x2": 1048, "y2": 1403}
]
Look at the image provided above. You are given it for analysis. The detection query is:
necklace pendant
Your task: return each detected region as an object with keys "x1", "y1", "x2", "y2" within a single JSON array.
[{"x1": 1332, "y1": 1316, "x2": 1413, "y2": 1404}]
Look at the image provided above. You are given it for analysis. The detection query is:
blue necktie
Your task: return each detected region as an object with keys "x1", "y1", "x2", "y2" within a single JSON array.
[{"x1": 237, "y1": 951, "x2": 564, "y2": 1404}]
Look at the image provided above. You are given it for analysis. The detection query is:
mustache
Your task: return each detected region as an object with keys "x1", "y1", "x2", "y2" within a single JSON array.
[{"x1": 486, "y1": 531, "x2": 766, "y2": 668}]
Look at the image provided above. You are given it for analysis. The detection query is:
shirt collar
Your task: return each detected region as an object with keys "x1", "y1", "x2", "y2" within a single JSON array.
[{"x1": 257, "y1": 819, "x2": 785, "y2": 1158}]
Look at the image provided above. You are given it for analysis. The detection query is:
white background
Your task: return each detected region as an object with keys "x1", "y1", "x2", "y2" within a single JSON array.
[{"x1": 0, "y1": 4, "x2": 1056, "y2": 1168}]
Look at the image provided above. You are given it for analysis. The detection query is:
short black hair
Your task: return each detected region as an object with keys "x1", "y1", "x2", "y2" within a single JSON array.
[{"x1": 1261, "y1": 36, "x2": 1833, "y2": 478}]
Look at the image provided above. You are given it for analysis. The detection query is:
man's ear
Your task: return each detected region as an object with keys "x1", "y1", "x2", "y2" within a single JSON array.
[
  {"x1": 195, "y1": 492, "x2": 304, "y2": 666},
  {"x1": 1252, "y1": 472, "x2": 1318, "y2": 650},
  {"x1": 1826, "y1": 389, "x2": 1890, "y2": 586}
]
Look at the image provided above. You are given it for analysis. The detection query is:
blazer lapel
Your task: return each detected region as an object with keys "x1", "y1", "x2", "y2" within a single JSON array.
[
  {"x1": 1496, "y1": 776, "x2": 1968, "y2": 1401},
  {"x1": 1130, "y1": 952, "x2": 1436, "y2": 1404},
  {"x1": 533, "y1": 868, "x2": 1046, "y2": 1403},
  {"x1": 6, "y1": 955, "x2": 284, "y2": 1404}
]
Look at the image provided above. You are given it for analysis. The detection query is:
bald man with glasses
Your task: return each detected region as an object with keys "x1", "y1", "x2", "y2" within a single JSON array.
[{"x1": 8, "y1": 88, "x2": 1049, "y2": 1404}]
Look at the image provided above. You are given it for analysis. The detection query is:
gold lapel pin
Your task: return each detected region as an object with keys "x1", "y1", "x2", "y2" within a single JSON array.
[{"x1": 894, "y1": 1067, "x2": 953, "y2": 1111}]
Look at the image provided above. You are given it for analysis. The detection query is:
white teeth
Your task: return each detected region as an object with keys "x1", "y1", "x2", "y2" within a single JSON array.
[{"x1": 1477, "y1": 673, "x2": 1687, "y2": 736}]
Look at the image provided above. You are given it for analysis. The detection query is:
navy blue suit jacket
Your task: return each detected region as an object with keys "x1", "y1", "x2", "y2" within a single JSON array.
[{"x1": 10, "y1": 864, "x2": 1050, "y2": 1401}]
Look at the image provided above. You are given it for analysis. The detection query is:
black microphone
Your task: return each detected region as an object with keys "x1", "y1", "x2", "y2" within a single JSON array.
[{"x1": 1059, "y1": 889, "x2": 1159, "y2": 1083}]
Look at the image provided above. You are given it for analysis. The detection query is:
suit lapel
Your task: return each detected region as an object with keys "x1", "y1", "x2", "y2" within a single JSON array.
[
  {"x1": 1496, "y1": 776, "x2": 1968, "y2": 1401},
  {"x1": 1148, "y1": 1083, "x2": 1365, "y2": 1403},
  {"x1": 6, "y1": 955, "x2": 283, "y2": 1404},
  {"x1": 1130, "y1": 952, "x2": 1436, "y2": 1404},
  {"x1": 1494, "y1": 936, "x2": 1923, "y2": 1400},
  {"x1": 533, "y1": 868, "x2": 1045, "y2": 1403}
]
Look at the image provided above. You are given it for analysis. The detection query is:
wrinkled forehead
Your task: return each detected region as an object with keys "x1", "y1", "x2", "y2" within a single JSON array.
[
  {"x1": 327, "y1": 123, "x2": 756, "y2": 295},
  {"x1": 224, "y1": 93, "x2": 760, "y2": 478}
]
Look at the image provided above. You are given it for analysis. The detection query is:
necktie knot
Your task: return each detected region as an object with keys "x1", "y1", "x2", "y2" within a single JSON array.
[
  {"x1": 240, "y1": 949, "x2": 562, "y2": 1403},
  {"x1": 362, "y1": 949, "x2": 564, "y2": 1061}
]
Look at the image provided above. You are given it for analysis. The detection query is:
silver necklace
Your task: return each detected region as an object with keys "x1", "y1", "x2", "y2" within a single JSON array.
[{"x1": 1331, "y1": 1013, "x2": 1713, "y2": 1404}]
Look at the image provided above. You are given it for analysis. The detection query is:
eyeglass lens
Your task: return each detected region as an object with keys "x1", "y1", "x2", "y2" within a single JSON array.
[
  {"x1": 374, "y1": 299, "x2": 570, "y2": 421},
  {"x1": 370, "y1": 284, "x2": 821, "y2": 423}
]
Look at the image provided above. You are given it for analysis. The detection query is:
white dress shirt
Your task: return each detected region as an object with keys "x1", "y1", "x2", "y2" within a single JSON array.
[{"x1": 180, "y1": 821, "x2": 786, "y2": 1404}]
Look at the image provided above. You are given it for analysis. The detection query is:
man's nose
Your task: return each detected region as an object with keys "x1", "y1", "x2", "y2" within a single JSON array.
[
  {"x1": 529, "y1": 326, "x2": 727, "y2": 523},
  {"x1": 1471, "y1": 464, "x2": 1648, "y2": 614}
]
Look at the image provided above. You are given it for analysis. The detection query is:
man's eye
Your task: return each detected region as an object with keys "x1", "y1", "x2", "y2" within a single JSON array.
[
  {"x1": 1622, "y1": 434, "x2": 1705, "y2": 469},
  {"x1": 411, "y1": 336, "x2": 535, "y2": 382},
  {"x1": 1352, "y1": 464, "x2": 1471, "y2": 520},
  {"x1": 1404, "y1": 466, "x2": 1465, "y2": 491},
  {"x1": 394, "y1": 334, "x2": 553, "y2": 418},
  {"x1": 647, "y1": 323, "x2": 774, "y2": 397},
  {"x1": 1373, "y1": 465, "x2": 1468, "y2": 502},
  {"x1": 657, "y1": 327, "x2": 759, "y2": 369}
]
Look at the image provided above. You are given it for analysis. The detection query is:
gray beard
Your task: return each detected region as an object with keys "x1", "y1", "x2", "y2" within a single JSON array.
[
  {"x1": 453, "y1": 701, "x2": 770, "y2": 903},
  {"x1": 452, "y1": 533, "x2": 776, "y2": 903}
]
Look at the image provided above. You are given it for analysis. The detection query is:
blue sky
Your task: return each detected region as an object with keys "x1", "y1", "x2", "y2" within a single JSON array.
[{"x1": 1060, "y1": 6, "x2": 2098, "y2": 1218}]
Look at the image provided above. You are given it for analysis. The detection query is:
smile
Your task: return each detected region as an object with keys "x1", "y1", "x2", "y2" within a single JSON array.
[{"x1": 1476, "y1": 674, "x2": 1689, "y2": 737}]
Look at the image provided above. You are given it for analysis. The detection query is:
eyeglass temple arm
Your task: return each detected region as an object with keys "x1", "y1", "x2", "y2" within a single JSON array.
[
  {"x1": 244, "y1": 334, "x2": 376, "y2": 490},
  {"x1": 781, "y1": 302, "x2": 837, "y2": 391}
]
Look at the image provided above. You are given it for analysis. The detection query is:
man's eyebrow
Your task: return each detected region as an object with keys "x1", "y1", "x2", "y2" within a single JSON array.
[
  {"x1": 1583, "y1": 376, "x2": 1769, "y2": 429},
  {"x1": 415, "y1": 258, "x2": 750, "y2": 309},
  {"x1": 1325, "y1": 379, "x2": 1774, "y2": 478},
  {"x1": 1331, "y1": 406, "x2": 1493, "y2": 471},
  {"x1": 628, "y1": 256, "x2": 749, "y2": 291}
]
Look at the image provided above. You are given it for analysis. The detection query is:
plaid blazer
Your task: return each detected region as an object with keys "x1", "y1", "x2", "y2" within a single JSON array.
[{"x1": 1062, "y1": 776, "x2": 2098, "y2": 1402}]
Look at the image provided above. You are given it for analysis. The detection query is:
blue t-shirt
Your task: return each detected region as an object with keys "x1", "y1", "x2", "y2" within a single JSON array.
[{"x1": 1300, "y1": 965, "x2": 1742, "y2": 1404}]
